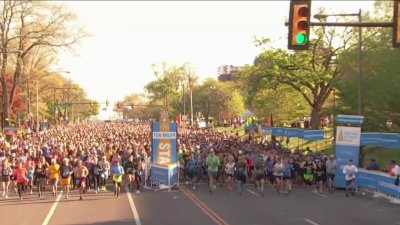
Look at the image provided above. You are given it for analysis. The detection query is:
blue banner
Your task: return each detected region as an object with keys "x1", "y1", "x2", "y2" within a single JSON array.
[
  {"x1": 334, "y1": 126, "x2": 361, "y2": 188},
  {"x1": 261, "y1": 126, "x2": 272, "y2": 135},
  {"x1": 335, "y1": 145, "x2": 361, "y2": 188},
  {"x1": 285, "y1": 128, "x2": 302, "y2": 138},
  {"x1": 245, "y1": 125, "x2": 259, "y2": 134},
  {"x1": 151, "y1": 122, "x2": 178, "y2": 165},
  {"x1": 302, "y1": 130, "x2": 324, "y2": 141},
  {"x1": 379, "y1": 133, "x2": 400, "y2": 148},
  {"x1": 360, "y1": 132, "x2": 400, "y2": 148},
  {"x1": 337, "y1": 114, "x2": 364, "y2": 125},
  {"x1": 151, "y1": 164, "x2": 179, "y2": 186},
  {"x1": 261, "y1": 127, "x2": 325, "y2": 140},
  {"x1": 357, "y1": 169, "x2": 399, "y2": 197},
  {"x1": 360, "y1": 133, "x2": 380, "y2": 146},
  {"x1": 272, "y1": 127, "x2": 286, "y2": 136}
]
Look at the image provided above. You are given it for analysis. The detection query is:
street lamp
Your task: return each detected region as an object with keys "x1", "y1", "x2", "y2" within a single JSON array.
[
  {"x1": 50, "y1": 70, "x2": 72, "y2": 125},
  {"x1": 314, "y1": 9, "x2": 363, "y2": 116},
  {"x1": 175, "y1": 83, "x2": 186, "y2": 117}
]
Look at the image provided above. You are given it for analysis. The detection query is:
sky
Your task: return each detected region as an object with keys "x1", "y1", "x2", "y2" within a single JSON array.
[{"x1": 56, "y1": 1, "x2": 376, "y2": 119}]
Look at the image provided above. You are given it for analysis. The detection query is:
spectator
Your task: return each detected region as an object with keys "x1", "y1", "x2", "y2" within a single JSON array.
[
  {"x1": 390, "y1": 160, "x2": 400, "y2": 186},
  {"x1": 366, "y1": 159, "x2": 379, "y2": 171}
]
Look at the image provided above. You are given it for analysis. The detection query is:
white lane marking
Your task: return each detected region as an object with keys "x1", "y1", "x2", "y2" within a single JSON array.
[
  {"x1": 126, "y1": 187, "x2": 142, "y2": 225},
  {"x1": 42, "y1": 191, "x2": 63, "y2": 225},
  {"x1": 311, "y1": 191, "x2": 328, "y2": 198},
  {"x1": 247, "y1": 189, "x2": 260, "y2": 197},
  {"x1": 304, "y1": 218, "x2": 320, "y2": 225}
]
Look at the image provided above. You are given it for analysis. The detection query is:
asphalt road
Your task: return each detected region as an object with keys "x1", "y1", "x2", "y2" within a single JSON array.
[{"x1": 1, "y1": 182, "x2": 399, "y2": 225}]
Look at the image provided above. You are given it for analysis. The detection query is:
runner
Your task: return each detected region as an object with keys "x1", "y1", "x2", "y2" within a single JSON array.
[
  {"x1": 60, "y1": 158, "x2": 73, "y2": 199},
  {"x1": 186, "y1": 153, "x2": 198, "y2": 190},
  {"x1": 73, "y1": 159, "x2": 89, "y2": 200},
  {"x1": 110, "y1": 160, "x2": 124, "y2": 198},
  {"x1": 342, "y1": 159, "x2": 358, "y2": 197},
  {"x1": 90, "y1": 157, "x2": 102, "y2": 194},
  {"x1": 98, "y1": 155, "x2": 110, "y2": 191},
  {"x1": 325, "y1": 154, "x2": 336, "y2": 192},
  {"x1": 26, "y1": 159, "x2": 35, "y2": 195},
  {"x1": 14, "y1": 162, "x2": 27, "y2": 200},
  {"x1": 133, "y1": 157, "x2": 143, "y2": 195},
  {"x1": 234, "y1": 155, "x2": 247, "y2": 195},
  {"x1": 302, "y1": 157, "x2": 316, "y2": 190},
  {"x1": 35, "y1": 161, "x2": 47, "y2": 198},
  {"x1": 283, "y1": 157, "x2": 293, "y2": 194},
  {"x1": 254, "y1": 156, "x2": 266, "y2": 197},
  {"x1": 48, "y1": 159, "x2": 60, "y2": 197},
  {"x1": 273, "y1": 157, "x2": 285, "y2": 194},
  {"x1": 1, "y1": 159, "x2": 12, "y2": 199},
  {"x1": 224, "y1": 154, "x2": 235, "y2": 191},
  {"x1": 206, "y1": 148, "x2": 220, "y2": 193},
  {"x1": 124, "y1": 155, "x2": 134, "y2": 190},
  {"x1": 315, "y1": 160, "x2": 326, "y2": 194}
]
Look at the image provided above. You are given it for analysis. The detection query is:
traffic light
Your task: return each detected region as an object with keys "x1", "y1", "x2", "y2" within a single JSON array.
[
  {"x1": 288, "y1": 0, "x2": 311, "y2": 50},
  {"x1": 394, "y1": 0, "x2": 400, "y2": 48},
  {"x1": 106, "y1": 100, "x2": 109, "y2": 107}
]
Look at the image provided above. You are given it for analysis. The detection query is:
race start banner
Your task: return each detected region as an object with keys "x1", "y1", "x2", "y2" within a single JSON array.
[
  {"x1": 151, "y1": 111, "x2": 177, "y2": 165},
  {"x1": 151, "y1": 111, "x2": 178, "y2": 186}
]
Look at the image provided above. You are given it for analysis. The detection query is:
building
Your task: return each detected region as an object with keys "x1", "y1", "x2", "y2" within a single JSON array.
[{"x1": 217, "y1": 65, "x2": 242, "y2": 82}]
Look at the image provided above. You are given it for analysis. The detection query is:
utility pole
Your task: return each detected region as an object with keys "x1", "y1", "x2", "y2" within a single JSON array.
[
  {"x1": 36, "y1": 80, "x2": 39, "y2": 132},
  {"x1": 357, "y1": 9, "x2": 363, "y2": 116}
]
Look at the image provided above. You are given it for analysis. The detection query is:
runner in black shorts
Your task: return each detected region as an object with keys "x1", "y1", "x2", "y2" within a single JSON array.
[
  {"x1": 315, "y1": 160, "x2": 326, "y2": 194},
  {"x1": 254, "y1": 157, "x2": 266, "y2": 197}
]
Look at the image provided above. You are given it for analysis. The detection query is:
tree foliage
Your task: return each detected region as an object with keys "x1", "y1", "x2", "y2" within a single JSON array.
[
  {"x1": 0, "y1": 0, "x2": 87, "y2": 126},
  {"x1": 237, "y1": 23, "x2": 355, "y2": 129}
]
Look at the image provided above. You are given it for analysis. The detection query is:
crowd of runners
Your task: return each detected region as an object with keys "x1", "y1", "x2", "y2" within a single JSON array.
[
  {"x1": 0, "y1": 122, "x2": 150, "y2": 200},
  {"x1": 0, "y1": 120, "x2": 383, "y2": 201}
]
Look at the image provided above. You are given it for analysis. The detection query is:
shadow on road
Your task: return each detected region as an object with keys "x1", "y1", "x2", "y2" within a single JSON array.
[
  {"x1": 66, "y1": 219, "x2": 133, "y2": 225},
  {"x1": 0, "y1": 195, "x2": 114, "y2": 206}
]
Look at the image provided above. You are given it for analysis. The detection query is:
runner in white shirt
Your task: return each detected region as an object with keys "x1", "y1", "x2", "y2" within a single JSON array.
[{"x1": 342, "y1": 159, "x2": 358, "y2": 197}]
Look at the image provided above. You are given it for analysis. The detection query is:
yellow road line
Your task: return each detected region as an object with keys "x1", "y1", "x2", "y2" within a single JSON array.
[{"x1": 181, "y1": 186, "x2": 230, "y2": 225}]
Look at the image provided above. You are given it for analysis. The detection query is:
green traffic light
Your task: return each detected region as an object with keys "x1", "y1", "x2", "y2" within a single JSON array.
[{"x1": 296, "y1": 33, "x2": 307, "y2": 44}]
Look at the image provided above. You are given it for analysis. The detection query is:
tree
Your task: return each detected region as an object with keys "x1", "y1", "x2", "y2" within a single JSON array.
[
  {"x1": 192, "y1": 78, "x2": 235, "y2": 124},
  {"x1": 333, "y1": 1, "x2": 400, "y2": 132},
  {"x1": 225, "y1": 90, "x2": 245, "y2": 119},
  {"x1": 246, "y1": 85, "x2": 310, "y2": 126},
  {"x1": 238, "y1": 24, "x2": 354, "y2": 129},
  {"x1": 145, "y1": 62, "x2": 183, "y2": 114},
  {"x1": 0, "y1": 1, "x2": 87, "y2": 127}
]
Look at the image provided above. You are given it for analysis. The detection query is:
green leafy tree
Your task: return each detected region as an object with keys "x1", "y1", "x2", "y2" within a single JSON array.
[
  {"x1": 226, "y1": 90, "x2": 245, "y2": 119},
  {"x1": 238, "y1": 24, "x2": 354, "y2": 129},
  {"x1": 247, "y1": 85, "x2": 310, "y2": 126},
  {"x1": 335, "y1": 1, "x2": 400, "y2": 131}
]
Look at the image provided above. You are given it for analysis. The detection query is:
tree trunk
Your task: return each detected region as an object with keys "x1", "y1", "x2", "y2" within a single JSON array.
[
  {"x1": 310, "y1": 107, "x2": 321, "y2": 129},
  {"x1": 1, "y1": 56, "x2": 9, "y2": 128},
  {"x1": 1, "y1": 80, "x2": 10, "y2": 128}
]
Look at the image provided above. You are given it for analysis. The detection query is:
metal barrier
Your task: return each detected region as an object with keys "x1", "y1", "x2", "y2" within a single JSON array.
[{"x1": 357, "y1": 169, "x2": 400, "y2": 204}]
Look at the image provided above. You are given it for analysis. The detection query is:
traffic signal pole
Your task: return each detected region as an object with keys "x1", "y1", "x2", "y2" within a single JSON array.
[{"x1": 310, "y1": 21, "x2": 393, "y2": 27}]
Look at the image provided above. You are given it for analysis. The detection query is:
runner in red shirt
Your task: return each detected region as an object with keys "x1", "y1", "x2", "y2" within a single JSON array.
[{"x1": 14, "y1": 162, "x2": 27, "y2": 200}]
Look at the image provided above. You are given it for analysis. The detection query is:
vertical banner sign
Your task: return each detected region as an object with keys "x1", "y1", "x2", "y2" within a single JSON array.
[
  {"x1": 151, "y1": 111, "x2": 178, "y2": 186},
  {"x1": 151, "y1": 111, "x2": 177, "y2": 165},
  {"x1": 334, "y1": 126, "x2": 361, "y2": 188}
]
